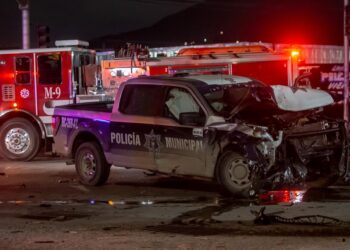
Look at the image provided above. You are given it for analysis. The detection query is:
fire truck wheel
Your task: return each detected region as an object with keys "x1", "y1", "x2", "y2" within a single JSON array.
[
  {"x1": 218, "y1": 151, "x2": 253, "y2": 197},
  {"x1": 0, "y1": 118, "x2": 41, "y2": 161},
  {"x1": 75, "y1": 142, "x2": 111, "y2": 186}
]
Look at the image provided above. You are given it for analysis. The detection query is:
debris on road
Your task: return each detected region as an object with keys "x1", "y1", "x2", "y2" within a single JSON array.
[{"x1": 252, "y1": 207, "x2": 344, "y2": 226}]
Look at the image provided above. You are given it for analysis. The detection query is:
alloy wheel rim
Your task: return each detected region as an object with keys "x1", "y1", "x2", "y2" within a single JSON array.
[
  {"x1": 228, "y1": 158, "x2": 250, "y2": 187},
  {"x1": 5, "y1": 128, "x2": 31, "y2": 155},
  {"x1": 80, "y1": 151, "x2": 97, "y2": 180}
]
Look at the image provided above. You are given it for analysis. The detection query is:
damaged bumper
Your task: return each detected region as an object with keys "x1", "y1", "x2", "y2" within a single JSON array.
[{"x1": 222, "y1": 118, "x2": 348, "y2": 191}]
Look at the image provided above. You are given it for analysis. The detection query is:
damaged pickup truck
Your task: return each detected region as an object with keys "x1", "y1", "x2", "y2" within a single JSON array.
[{"x1": 53, "y1": 74, "x2": 349, "y2": 196}]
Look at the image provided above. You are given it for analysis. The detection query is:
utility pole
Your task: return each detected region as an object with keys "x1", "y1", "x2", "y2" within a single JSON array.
[
  {"x1": 16, "y1": 0, "x2": 30, "y2": 49},
  {"x1": 344, "y1": 0, "x2": 349, "y2": 134}
]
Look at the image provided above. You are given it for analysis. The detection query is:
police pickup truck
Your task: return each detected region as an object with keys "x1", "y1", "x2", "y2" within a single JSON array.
[{"x1": 53, "y1": 75, "x2": 348, "y2": 196}]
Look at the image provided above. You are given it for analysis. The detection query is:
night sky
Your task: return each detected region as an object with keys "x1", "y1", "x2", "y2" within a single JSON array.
[
  {"x1": 0, "y1": 0, "x2": 201, "y2": 49},
  {"x1": 0, "y1": 0, "x2": 345, "y2": 49},
  {"x1": 97, "y1": 0, "x2": 344, "y2": 48}
]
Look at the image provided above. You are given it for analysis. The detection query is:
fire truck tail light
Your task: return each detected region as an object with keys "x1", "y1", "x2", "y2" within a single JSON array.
[{"x1": 52, "y1": 116, "x2": 61, "y2": 135}]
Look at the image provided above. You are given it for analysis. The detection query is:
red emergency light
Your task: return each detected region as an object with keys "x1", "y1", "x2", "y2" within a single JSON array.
[
  {"x1": 259, "y1": 189, "x2": 305, "y2": 205},
  {"x1": 291, "y1": 50, "x2": 300, "y2": 57},
  {"x1": 0, "y1": 73, "x2": 15, "y2": 80}
]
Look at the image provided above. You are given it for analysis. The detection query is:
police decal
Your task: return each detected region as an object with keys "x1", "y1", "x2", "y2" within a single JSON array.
[
  {"x1": 111, "y1": 132, "x2": 141, "y2": 146},
  {"x1": 144, "y1": 130, "x2": 163, "y2": 152},
  {"x1": 61, "y1": 117, "x2": 78, "y2": 129},
  {"x1": 165, "y1": 137, "x2": 203, "y2": 152},
  {"x1": 110, "y1": 129, "x2": 203, "y2": 152},
  {"x1": 192, "y1": 128, "x2": 203, "y2": 137}
]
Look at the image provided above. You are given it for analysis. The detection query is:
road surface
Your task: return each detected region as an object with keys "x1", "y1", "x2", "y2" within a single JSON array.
[{"x1": 1, "y1": 157, "x2": 350, "y2": 249}]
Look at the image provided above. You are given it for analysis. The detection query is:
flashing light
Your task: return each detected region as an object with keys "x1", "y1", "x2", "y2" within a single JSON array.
[
  {"x1": 12, "y1": 102, "x2": 18, "y2": 108},
  {"x1": 0, "y1": 73, "x2": 15, "y2": 80},
  {"x1": 93, "y1": 119, "x2": 110, "y2": 124},
  {"x1": 259, "y1": 189, "x2": 306, "y2": 205},
  {"x1": 291, "y1": 50, "x2": 300, "y2": 58},
  {"x1": 141, "y1": 200, "x2": 154, "y2": 205}
]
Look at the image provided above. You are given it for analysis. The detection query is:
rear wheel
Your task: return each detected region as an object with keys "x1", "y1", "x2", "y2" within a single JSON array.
[
  {"x1": 218, "y1": 151, "x2": 253, "y2": 197},
  {"x1": 75, "y1": 142, "x2": 111, "y2": 186},
  {"x1": 0, "y1": 118, "x2": 41, "y2": 161}
]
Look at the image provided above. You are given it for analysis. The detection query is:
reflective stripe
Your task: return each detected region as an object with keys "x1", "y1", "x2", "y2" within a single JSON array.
[
  {"x1": 44, "y1": 124, "x2": 53, "y2": 137},
  {"x1": 33, "y1": 53, "x2": 38, "y2": 115},
  {"x1": 39, "y1": 116, "x2": 52, "y2": 124},
  {"x1": 42, "y1": 99, "x2": 72, "y2": 116}
]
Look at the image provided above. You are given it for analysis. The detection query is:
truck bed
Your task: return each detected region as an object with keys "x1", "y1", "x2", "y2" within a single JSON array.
[
  {"x1": 54, "y1": 101, "x2": 114, "y2": 121},
  {"x1": 57, "y1": 101, "x2": 114, "y2": 112}
]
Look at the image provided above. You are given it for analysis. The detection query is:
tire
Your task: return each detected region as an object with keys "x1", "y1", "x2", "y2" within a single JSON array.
[
  {"x1": 217, "y1": 151, "x2": 253, "y2": 197},
  {"x1": 0, "y1": 118, "x2": 41, "y2": 161},
  {"x1": 75, "y1": 142, "x2": 111, "y2": 186}
]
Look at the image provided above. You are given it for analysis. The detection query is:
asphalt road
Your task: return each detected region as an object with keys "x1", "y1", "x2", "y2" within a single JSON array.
[{"x1": 1, "y1": 157, "x2": 350, "y2": 250}]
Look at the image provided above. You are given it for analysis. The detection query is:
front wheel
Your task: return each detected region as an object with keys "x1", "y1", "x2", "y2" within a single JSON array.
[
  {"x1": 75, "y1": 142, "x2": 111, "y2": 186},
  {"x1": 217, "y1": 151, "x2": 253, "y2": 197},
  {"x1": 0, "y1": 118, "x2": 41, "y2": 161}
]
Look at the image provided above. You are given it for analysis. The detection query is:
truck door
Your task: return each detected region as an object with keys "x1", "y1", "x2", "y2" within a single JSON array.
[
  {"x1": 108, "y1": 84, "x2": 166, "y2": 170},
  {"x1": 35, "y1": 52, "x2": 71, "y2": 136},
  {"x1": 13, "y1": 55, "x2": 36, "y2": 111},
  {"x1": 0, "y1": 54, "x2": 35, "y2": 111},
  {"x1": 155, "y1": 86, "x2": 207, "y2": 177}
]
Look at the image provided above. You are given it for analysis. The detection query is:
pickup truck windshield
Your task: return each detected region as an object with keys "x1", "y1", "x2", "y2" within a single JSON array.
[{"x1": 193, "y1": 80, "x2": 268, "y2": 117}]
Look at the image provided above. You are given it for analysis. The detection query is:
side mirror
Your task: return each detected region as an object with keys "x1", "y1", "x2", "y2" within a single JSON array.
[{"x1": 179, "y1": 112, "x2": 205, "y2": 126}]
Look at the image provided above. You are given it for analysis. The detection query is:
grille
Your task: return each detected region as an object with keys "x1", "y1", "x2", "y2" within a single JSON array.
[{"x1": 2, "y1": 84, "x2": 15, "y2": 101}]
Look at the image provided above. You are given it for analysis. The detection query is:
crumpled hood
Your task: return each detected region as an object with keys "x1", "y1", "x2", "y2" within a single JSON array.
[
  {"x1": 227, "y1": 84, "x2": 335, "y2": 125},
  {"x1": 271, "y1": 85, "x2": 334, "y2": 112}
]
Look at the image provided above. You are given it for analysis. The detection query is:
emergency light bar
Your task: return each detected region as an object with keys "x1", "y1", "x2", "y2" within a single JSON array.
[
  {"x1": 169, "y1": 66, "x2": 229, "y2": 74},
  {"x1": 177, "y1": 45, "x2": 271, "y2": 56},
  {"x1": 55, "y1": 40, "x2": 89, "y2": 48}
]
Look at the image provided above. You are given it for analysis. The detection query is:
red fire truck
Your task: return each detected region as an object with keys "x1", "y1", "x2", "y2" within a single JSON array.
[
  {"x1": 0, "y1": 40, "x2": 99, "y2": 161},
  {"x1": 101, "y1": 44, "x2": 300, "y2": 92},
  {"x1": 147, "y1": 43, "x2": 347, "y2": 93}
]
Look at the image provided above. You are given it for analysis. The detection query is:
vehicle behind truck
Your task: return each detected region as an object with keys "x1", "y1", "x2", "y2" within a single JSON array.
[
  {"x1": 53, "y1": 74, "x2": 349, "y2": 196},
  {"x1": 0, "y1": 40, "x2": 108, "y2": 161}
]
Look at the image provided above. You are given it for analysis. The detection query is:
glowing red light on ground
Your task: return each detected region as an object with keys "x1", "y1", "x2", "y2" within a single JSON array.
[{"x1": 259, "y1": 190, "x2": 306, "y2": 205}]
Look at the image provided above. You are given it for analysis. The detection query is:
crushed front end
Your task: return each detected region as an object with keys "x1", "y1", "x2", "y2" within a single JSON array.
[
  {"x1": 196, "y1": 75, "x2": 349, "y2": 194},
  {"x1": 262, "y1": 117, "x2": 347, "y2": 190},
  {"x1": 224, "y1": 116, "x2": 348, "y2": 194}
]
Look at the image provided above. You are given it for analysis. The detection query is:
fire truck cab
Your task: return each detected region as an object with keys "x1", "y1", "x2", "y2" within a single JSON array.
[{"x1": 0, "y1": 42, "x2": 97, "y2": 161}]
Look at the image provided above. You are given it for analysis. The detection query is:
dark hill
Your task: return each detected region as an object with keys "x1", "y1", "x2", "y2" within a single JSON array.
[{"x1": 90, "y1": 0, "x2": 344, "y2": 49}]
